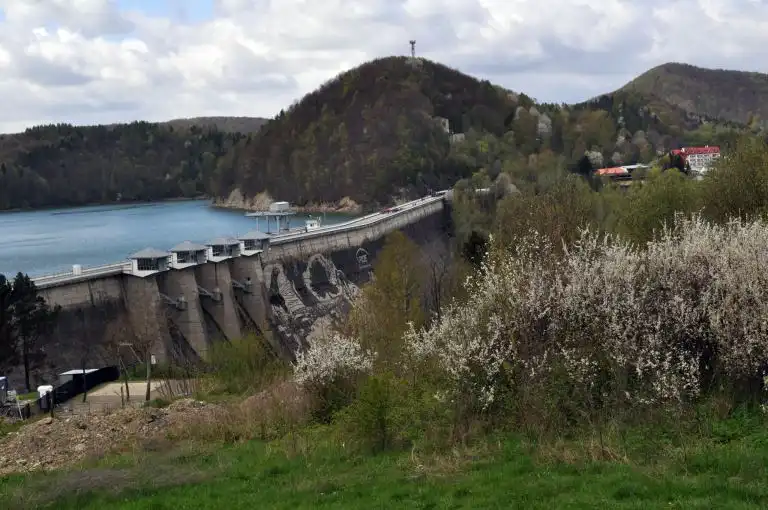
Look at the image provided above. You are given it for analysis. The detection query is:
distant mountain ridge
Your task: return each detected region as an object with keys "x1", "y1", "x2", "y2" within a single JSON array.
[{"x1": 614, "y1": 62, "x2": 768, "y2": 126}]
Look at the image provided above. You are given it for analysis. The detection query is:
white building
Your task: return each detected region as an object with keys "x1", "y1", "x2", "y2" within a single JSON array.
[{"x1": 671, "y1": 146, "x2": 720, "y2": 175}]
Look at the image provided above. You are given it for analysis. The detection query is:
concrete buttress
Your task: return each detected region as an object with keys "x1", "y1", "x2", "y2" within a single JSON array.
[
  {"x1": 121, "y1": 275, "x2": 172, "y2": 364},
  {"x1": 229, "y1": 255, "x2": 289, "y2": 359},
  {"x1": 194, "y1": 262, "x2": 242, "y2": 341},
  {"x1": 157, "y1": 268, "x2": 210, "y2": 359}
]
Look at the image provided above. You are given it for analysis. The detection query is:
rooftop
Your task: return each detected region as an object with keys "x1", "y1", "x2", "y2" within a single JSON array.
[
  {"x1": 239, "y1": 230, "x2": 271, "y2": 240},
  {"x1": 245, "y1": 211, "x2": 296, "y2": 217},
  {"x1": 170, "y1": 241, "x2": 208, "y2": 252},
  {"x1": 672, "y1": 146, "x2": 721, "y2": 155},
  {"x1": 131, "y1": 247, "x2": 170, "y2": 259},
  {"x1": 59, "y1": 369, "x2": 99, "y2": 376},
  {"x1": 207, "y1": 237, "x2": 240, "y2": 246},
  {"x1": 595, "y1": 167, "x2": 629, "y2": 176}
]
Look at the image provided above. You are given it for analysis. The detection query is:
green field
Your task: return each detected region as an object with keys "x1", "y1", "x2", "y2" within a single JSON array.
[{"x1": 3, "y1": 409, "x2": 768, "y2": 510}]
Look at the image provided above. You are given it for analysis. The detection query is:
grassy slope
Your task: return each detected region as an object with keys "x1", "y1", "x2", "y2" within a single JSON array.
[{"x1": 3, "y1": 410, "x2": 768, "y2": 509}]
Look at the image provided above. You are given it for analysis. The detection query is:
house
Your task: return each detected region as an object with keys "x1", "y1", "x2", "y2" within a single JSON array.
[
  {"x1": 670, "y1": 146, "x2": 720, "y2": 175},
  {"x1": 594, "y1": 164, "x2": 651, "y2": 186}
]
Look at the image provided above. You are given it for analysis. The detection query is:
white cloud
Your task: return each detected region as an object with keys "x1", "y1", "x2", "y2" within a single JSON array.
[{"x1": 0, "y1": 0, "x2": 768, "y2": 132}]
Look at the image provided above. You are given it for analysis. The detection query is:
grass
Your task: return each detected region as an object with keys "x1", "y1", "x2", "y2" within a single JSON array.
[
  {"x1": 3, "y1": 409, "x2": 768, "y2": 509},
  {"x1": 0, "y1": 419, "x2": 24, "y2": 438}
]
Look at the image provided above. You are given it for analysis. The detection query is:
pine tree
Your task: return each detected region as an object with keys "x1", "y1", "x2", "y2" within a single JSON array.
[
  {"x1": 10, "y1": 273, "x2": 60, "y2": 391},
  {"x1": 0, "y1": 275, "x2": 18, "y2": 369}
]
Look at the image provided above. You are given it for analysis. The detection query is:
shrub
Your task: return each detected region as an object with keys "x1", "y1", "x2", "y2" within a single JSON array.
[
  {"x1": 293, "y1": 333, "x2": 374, "y2": 387},
  {"x1": 338, "y1": 373, "x2": 403, "y2": 453},
  {"x1": 406, "y1": 215, "x2": 768, "y2": 434},
  {"x1": 337, "y1": 371, "x2": 461, "y2": 453},
  {"x1": 293, "y1": 333, "x2": 375, "y2": 422},
  {"x1": 702, "y1": 136, "x2": 768, "y2": 223},
  {"x1": 208, "y1": 335, "x2": 287, "y2": 395},
  {"x1": 618, "y1": 168, "x2": 701, "y2": 243}
]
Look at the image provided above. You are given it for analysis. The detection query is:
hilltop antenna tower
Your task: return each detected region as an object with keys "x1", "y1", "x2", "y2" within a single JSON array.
[{"x1": 409, "y1": 40, "x2": 416, "y2": 58}]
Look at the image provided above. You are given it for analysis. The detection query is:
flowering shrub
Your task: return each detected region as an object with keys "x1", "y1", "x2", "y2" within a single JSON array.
[
  {"x1": 406, "y1": 215, "x2": 768, "y2": 415},
  {"x1": 293, "y1": 333, "x2": 375, "y2": 387}
]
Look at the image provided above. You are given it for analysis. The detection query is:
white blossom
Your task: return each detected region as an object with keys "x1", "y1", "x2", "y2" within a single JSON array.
[
  {"x1": 293, "y1": 333, "x2": 374, "y2": 387},
  {"x1": 407, "y1": 215, "x2": 768, "y2": 409}
]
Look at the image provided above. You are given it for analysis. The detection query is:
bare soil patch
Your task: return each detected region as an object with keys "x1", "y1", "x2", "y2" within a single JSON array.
[{"x1": 0, "y1": 398, "x2": 217, "y2": 477}]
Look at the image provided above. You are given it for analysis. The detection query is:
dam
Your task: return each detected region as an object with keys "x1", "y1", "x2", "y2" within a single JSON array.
[{"x1": 21, "y1": 194, "x2": 451, "y2": 385}]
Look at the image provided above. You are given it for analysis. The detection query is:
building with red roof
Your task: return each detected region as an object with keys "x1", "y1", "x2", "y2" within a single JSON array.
[{"x1": 670, "y1": 146, "x2": 720, "y2": 175}]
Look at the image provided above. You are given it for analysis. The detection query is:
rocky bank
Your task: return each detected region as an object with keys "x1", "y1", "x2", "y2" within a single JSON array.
[{"x1": 212, "y1": 188, "x2": 362, "y2": 214}]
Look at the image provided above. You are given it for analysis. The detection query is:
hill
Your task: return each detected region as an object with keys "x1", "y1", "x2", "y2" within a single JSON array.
[
  {"x1": 0, "y1": 122, "x2": 243, "y2": 210},
  {"x1": 213, "y1": 57, "x2": 750, "y2": 210},
  {"x1": 210, "y1": 56, "x2": 519, "y2": 209},
  {"x1": 0, "y1": 58, "x2": 756, "y2": 213},
  {"x1": 163, "y1": 116, "x2": 268, "y2": 133},
  {"x1": 616, "y1": 62, "x2": 768, "y2": 126}
]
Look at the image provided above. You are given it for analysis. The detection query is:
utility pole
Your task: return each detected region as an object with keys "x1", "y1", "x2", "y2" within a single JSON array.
[{"x1": 409, "y1": 40, "x2": 416, "y2": 58}]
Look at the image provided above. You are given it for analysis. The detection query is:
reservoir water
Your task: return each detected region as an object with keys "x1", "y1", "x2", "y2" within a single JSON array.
[{"x1": 0, "y1": 200, "x2": 350, "y2": 277}]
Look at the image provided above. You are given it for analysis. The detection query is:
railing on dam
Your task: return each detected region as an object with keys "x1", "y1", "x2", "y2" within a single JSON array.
[
  {"x1": 30, "y1": 193, "x2": 448, "y2": 289},
  {"x1": 268, "y1": 195, "x2": 445, "y2": 245},
  {"x1": 32, "y1": 262, "x2": 132, "y2": 289}
]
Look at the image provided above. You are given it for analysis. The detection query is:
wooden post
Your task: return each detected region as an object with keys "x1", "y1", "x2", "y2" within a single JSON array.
[{"x1": 145, "y1": 356, "x2": 152, "y2": 402}]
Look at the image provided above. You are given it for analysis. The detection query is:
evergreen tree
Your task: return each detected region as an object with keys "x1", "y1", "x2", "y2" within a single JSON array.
[
  {"x1": 10, "y1": 273, "x2": 60, "y2": 391},
  {"x1": 0, "y1": 275, "x2": 17, "y2": 368}
]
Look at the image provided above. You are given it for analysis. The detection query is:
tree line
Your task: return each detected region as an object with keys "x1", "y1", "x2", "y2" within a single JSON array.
[{"x1": 0, "y1": 122, "x2": 243, "y2": 210}]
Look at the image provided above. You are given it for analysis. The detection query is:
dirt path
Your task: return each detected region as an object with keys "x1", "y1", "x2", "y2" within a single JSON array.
[
  {"x1": 88, "y1": 381, "x2": 166, "y2": 398},
  {"x1": 62, "y1": 380, "x2": 195, "y2": 416}
]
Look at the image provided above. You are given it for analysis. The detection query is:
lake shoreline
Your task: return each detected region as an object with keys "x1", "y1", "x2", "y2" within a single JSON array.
[
  {"x1": 211, "y1": 188, "x2": 365, "y2": 215},
  {"x1": 0, "y1": 195, "x2": 369, "y2": 217},
  {"x1": 0, "y1": 196, "x2": 210, "y2": 215},
  {"x1": 0, "y1": 200, "x2": 356, "y2": 278}
]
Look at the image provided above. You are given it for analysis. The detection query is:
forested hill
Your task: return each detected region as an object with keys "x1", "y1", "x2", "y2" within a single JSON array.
[
  {"x1": 213, "y1": 57, "x2": 750, "y2": 208},
  {"x1": 0, "y1": 57, "x2": 757, "y2": 212},
  {"x1": 0, "y1": 122, "x2": 244, "y2": 210},
  {"x1": 616, "y1": 62, "x2": 768, "y2": 127},
  {"x1": 211, "y1": 56, "x2": 519, "y2": 207},
  {"x1": 162, "y1": 116, "x2": 268, "y2": 133}
]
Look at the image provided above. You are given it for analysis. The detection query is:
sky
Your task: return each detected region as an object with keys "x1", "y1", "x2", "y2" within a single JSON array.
[{"x1": 1, "y1": 0, "x2": 768, "y2": 133}]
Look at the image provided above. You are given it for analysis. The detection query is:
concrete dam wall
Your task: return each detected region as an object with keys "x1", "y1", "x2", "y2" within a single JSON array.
[
  {"x1": 4, "y1": 197, "x2": 450, "y2": 388},
  {"x1": 264, "y1": 201, "x2": 450, "y2": 356}
]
